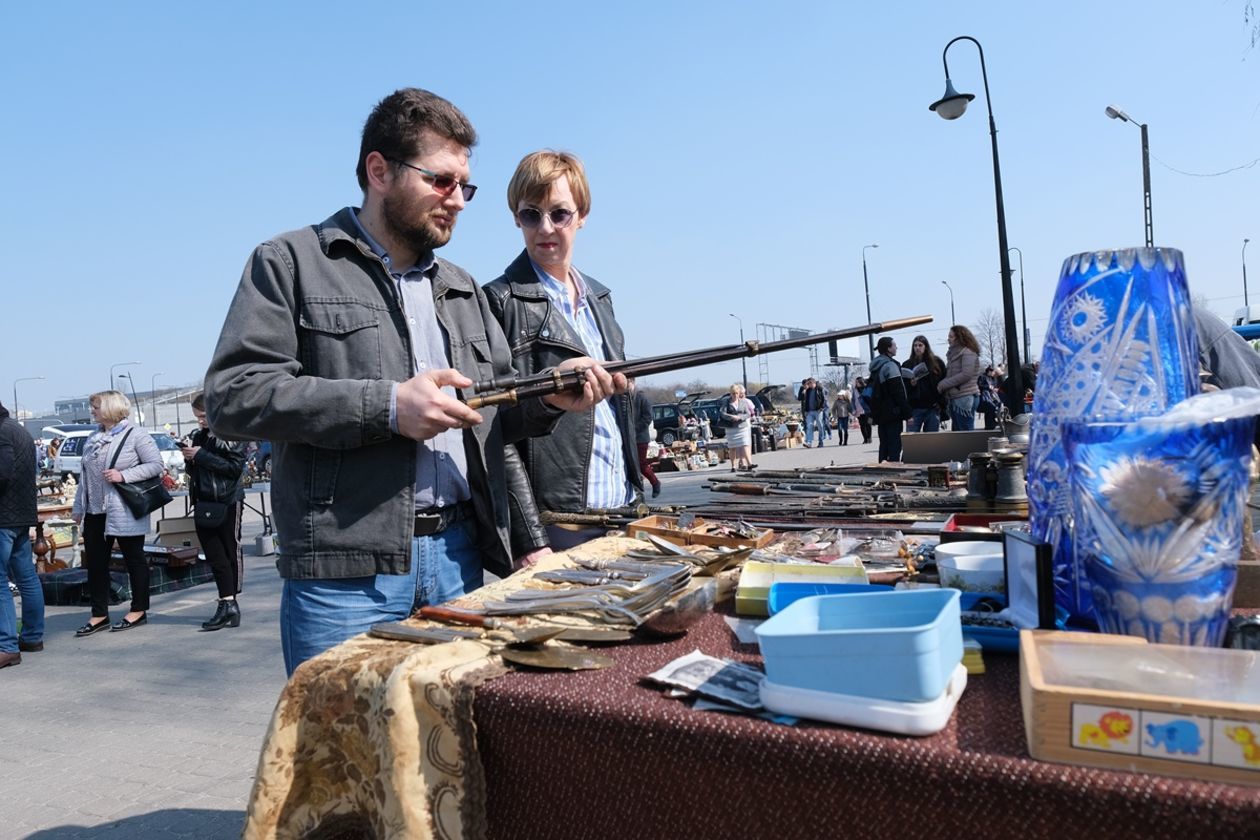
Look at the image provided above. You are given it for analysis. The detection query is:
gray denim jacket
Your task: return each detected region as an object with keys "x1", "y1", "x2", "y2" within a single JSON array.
[{"x1": 204, "y1": 208, "x2": 561, "y2": 581}]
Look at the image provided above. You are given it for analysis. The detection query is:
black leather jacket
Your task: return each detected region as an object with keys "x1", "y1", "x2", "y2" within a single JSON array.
[
  {"x1": 185, "y1": 428, "x2": 247, "y2": 505},
  {"x1": 484, "y1": 251, "x2": 641, "y2": 555},
  {"x1": 0, "y1": 412, "x2": 37, "y2": 529}
]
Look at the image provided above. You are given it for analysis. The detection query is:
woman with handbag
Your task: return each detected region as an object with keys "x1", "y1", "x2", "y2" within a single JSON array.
[
  {"x1": 720, "y1": 383, "x2": 758, "y2": 471},
  {"x1": 183, "y1": 392, "x2": 247, "y2": 630},
  {"x1": 72, "y1": 390, "x2": 165, "y2": 635}
]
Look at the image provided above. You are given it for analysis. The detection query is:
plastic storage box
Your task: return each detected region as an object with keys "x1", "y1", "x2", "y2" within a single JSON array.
[{"x1": 755, "y1": 589, "x2": 963, "y2": 703}]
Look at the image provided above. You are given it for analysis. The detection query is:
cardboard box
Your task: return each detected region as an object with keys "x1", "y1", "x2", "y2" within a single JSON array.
[
  {"x1": 155, "y1": 516, "x2": 201, "y2": 549},
  {"x1": 1021, "y1": 630, "x2": 1260, "y2": 786},
  {"x1": 628, "y1": 514, "x2": 773, "y2": 550}
]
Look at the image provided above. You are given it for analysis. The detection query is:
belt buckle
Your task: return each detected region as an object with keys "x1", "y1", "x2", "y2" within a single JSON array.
[{"x1": 414, "y1": 512, "x2": 444, "y2": 537}]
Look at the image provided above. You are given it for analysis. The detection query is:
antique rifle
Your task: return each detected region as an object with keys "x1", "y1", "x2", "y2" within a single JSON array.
[{"x1": 466, "y1": 314, "x2": 932, "y2": 408}]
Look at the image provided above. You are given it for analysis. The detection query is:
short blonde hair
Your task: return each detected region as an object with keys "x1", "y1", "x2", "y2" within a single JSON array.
[
  {"x1": 731, "y1": 383, "x2": 746, "y2": 395},
  {"x1": 506, "y1": 150, "x2": 591, "y2": 216},
  {"x1": 91, "y1": 390, "x2": 132, "y2": 424}
]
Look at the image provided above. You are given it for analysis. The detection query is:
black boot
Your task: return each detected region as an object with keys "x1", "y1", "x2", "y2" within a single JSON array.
[{"x1": 202, "y1": 599, "x2": 241, "y2": 631}]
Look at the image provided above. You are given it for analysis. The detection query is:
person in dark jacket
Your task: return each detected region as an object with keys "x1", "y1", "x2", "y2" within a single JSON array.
[
  {"x1": 183, "y1": 392, "x2": 247, "y2": 631},
  {"x1": 203, "y1": 89, "x2": 622, "y2": 675},
  {"x1": 870, "y1": 336, "x2": 911, "y2": 462},
  {"x1": 628, "y1": 379, "x2": 661, "y2": 499},
  {"x1": 901, "y1": 334, "x2": 947, "y2": 432},
  {"x1": 0, "y1": 401, "x2": 42, "y2": 668},
  {"x1": 483, "y1": 150, "x2": 640, "y2": 558},
  {"x1": 796, "y1": 378, "x2": 828, "y2": 447}
]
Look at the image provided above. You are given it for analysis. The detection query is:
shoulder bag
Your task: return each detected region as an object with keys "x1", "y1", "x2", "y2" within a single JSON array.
[{"x1": 109, "y1": 428, "x2": 174, "y2": 518}]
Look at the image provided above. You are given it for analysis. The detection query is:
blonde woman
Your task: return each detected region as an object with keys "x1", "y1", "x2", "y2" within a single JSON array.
[
  {"x1": 720, "y1": 383, "x2": 758, "y2": 471},
  {"x1": 72, "y1": 390, "x2": 164, "y2": 635}
]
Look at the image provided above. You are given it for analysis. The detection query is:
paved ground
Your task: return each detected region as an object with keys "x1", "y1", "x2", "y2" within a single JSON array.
[{"x1": 2, "y1": 433, "x2": 879, "y2": 839}]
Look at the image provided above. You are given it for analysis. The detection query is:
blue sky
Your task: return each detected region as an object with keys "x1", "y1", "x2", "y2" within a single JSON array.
[{"x1": 3, "y1": 1, "x2": 1256, "y2": 413}]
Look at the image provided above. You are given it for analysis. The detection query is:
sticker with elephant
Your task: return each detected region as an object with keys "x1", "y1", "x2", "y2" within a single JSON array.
[{"x1": 1139, "y1": 712, "x2": 1211, "y2": 764}]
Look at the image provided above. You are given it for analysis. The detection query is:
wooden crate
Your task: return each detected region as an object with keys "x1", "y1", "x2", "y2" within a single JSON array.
[
  {"x1": 628, "y1": 514, "x2": 773, "y2": 550},
  {"x1": 1020, "y1": 630, "x2": 1260, "y2": 786}
]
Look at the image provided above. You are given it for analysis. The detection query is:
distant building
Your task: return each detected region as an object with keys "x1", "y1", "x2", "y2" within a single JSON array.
[{"x1": 55, "y1": 397, "x2": 92, "y2": 423}]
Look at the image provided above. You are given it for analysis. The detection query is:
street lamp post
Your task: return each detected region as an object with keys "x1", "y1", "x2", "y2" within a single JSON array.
[
  {"x1": 929, "y1": 35, "x2": 1024, "y2": 417},
  {"x1": 727, "y1": 314, "x2": 748, "y2": 392},
  {"x1": 117, "y1": 373, "x2": 142, "y2": 425},
  {"x1": 1244, "y1": 238, "x2": 1252, "y2": 310},
  {"x1": 1008, "y1": 246, "x2": 1030, "y2": 364},
  {"x1": 940, "y1": 281, "x2": 956, "y2": 326},
  {"x1": 151, "y1": 372, "x2": 164, "y2": 430},
  {"x1": 109, "y1": 361, "x2": 140, "y2": 391},
  {"x1": 1105, "y1": 105, "x2": 1154, "y2": 249},
  {"x1": 861, "y1": 244, "x2": 879, "y2": 359},
  {"x1": 13, "y1": 376, "x2": 45, "y2": 419}
]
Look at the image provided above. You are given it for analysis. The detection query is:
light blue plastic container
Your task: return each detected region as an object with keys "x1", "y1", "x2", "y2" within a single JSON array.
[
  {"x1": 755, "y1": 589, "x2": 963, "y2": 703},
  {"x1": 767, "y1": 582, "x2": 894, "y2": 616}
]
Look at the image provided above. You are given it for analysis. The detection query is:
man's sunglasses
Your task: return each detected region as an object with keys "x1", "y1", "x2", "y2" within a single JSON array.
[
  {"x1": 516, "y1": 207, "x2": 578, "y2": 229},
  {"x1": 388, "y1": 159, "x2": 477, "y2": 201}
]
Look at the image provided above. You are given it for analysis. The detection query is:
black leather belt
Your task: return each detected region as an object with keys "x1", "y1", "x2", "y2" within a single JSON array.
[{"x1": 413, "y1": 501, "x2": 473, "y2": 537}]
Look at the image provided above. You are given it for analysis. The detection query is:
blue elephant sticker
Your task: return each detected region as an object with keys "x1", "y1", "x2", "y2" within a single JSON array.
[{"x1": 1145, "y1": 720, "x2": 1204, "y2": 755}]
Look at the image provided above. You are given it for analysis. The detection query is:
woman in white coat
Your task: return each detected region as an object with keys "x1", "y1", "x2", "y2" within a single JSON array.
[{"x1": 72, "y1": 390, "x2": 165, "y2": 635}]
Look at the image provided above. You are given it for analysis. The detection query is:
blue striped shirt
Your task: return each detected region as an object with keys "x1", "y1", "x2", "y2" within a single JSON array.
[
  {"x1": 350, "y1": 210, "x2": 471, "y2": 511},
  {"x1": 531, "y1": 260, "x2": 633, "y2": 509}
]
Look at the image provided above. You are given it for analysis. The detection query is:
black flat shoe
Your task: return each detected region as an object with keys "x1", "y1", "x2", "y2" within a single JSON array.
[
  {"x1": 76, "y1": 618, "x2": 111, "y2": 637},
  {"x1": 111, "y1": 613, "x2": 148, "y2": 632}
]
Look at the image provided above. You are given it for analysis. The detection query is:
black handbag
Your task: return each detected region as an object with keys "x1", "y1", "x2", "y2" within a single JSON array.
[
  {"x1": 194, "y1": 500, "x2": 230, "y2": 528},
  {"x1": 108, "y1": 429, "x2": 174, "y2": 518}
]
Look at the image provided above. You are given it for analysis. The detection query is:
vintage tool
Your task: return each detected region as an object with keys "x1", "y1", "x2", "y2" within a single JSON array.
[
  {"x1": 417, "y1": 606, "x2": 566, "y2": 644},
  {"x1": 637, "y1": 579, "x2": 718, "y2": 637},
  {"x1": 369, "y1": 622, "x2": 482, "y2": 644},
  {"x1": 499, "y1": 646, "x2": 615, "y2": 671},
  {"x1": 465, "y1": 315, "x2": 932, "y2": 408}
]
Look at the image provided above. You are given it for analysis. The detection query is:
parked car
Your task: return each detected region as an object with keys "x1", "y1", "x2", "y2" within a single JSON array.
[
  {"x1": 54, "y1": 429, "x2": 186, "y2": 479},
  {"x1": 651, "y1": 392, "x2": 712, "y2": 446},
  {"x1": 247, "y1": 440, "x2": 273, "y2": 478}
]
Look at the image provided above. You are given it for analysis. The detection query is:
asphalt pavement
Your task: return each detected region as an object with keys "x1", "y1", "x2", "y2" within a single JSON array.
[{"x1": 2, "y1": 430, "x2": 878, "y2": 839}]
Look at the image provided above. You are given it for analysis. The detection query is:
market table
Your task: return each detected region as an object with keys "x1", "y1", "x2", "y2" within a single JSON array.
[{"x1": 243, "y1": 538, "x2": 1260, "y2": 840}]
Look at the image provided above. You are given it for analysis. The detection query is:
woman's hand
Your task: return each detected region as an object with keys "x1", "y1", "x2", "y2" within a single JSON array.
[
  {"x1": 542, "y1": 359, "x2": 626, "y2": 413},
  {"x1": 103, "y1": 468, "x2": 125, "y2": 483}
]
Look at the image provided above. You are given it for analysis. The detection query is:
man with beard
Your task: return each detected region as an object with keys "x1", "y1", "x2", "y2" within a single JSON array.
[{"x1": 205, "y1": 89, "x2": 622, "y2": 675}]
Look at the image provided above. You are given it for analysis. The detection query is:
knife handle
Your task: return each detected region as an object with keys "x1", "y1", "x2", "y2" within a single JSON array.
[{"x1": 419, "y1": 605, "x2": 495, "y2": 629}]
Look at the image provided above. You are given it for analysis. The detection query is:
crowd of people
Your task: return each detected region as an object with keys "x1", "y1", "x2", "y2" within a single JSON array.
[{"x1": 850, "y1": 326, "x2": 1038, "y2": 461}]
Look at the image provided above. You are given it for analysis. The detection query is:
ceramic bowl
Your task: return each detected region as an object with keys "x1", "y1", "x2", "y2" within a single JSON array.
[{"x1": 935, "y1": 541, "x2": 1005, "y2": 593}]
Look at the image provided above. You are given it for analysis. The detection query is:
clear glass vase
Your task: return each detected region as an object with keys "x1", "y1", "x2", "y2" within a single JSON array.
[
  {"x1": 1064, "y1": 393, "x2": 1259, "y2": 646},
  {"x1": 1027, "y1": 248, "x2": 1200, "y2": 625}
]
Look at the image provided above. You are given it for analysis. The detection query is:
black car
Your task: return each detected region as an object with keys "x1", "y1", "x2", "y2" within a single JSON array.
[{"x1": 650, "y1": 392, "x2": 712, "y2": 446}]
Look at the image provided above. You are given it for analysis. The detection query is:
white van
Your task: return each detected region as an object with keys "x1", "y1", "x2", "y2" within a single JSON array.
[
  {"x1": 52, "y1": 429, "x2": 185, "y2": 480},
  {"x1": 1232, "y1": 306, "x2": 1260, "y2": 326}
]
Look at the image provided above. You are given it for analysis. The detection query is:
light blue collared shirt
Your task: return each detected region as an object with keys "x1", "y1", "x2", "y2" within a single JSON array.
[
  {"x1": 531, "y1": 259, "x2": 632, "y2": 509},
  {"x1": 350, "y1": 210, "x2": 470, "y2": 511}
]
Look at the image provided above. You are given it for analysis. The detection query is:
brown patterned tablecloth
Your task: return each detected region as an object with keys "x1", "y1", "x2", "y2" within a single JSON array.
[
  {"x1": 474, "y1": 609, "x2": 1260, "y2": 840},
  {"x1": 246, "y1": 536, "x2": 1260, "y2": 840}
]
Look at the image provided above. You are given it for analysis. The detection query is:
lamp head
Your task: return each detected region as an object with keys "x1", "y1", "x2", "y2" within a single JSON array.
[
  {"x1": 1105, "y1": 105, "x2": 1131, "y2": 123},
  {"x1": 929, "y1": 79, "x2": 974, "y2": 120}
]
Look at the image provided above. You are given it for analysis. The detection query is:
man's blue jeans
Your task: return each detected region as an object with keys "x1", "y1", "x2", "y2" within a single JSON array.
[
  {"x1": 950, "y1": 395, "x2": 979, "y2": 431},
  {"x1": 907, "y1": 407, "x2": 941, "y2": 433},
  {"x1": 0, "y1": 527, "x2": 44, "y2": 653},
  {"x1": 804, "y1": 410, "x2": 825, "y2": 445},
  {"x1": 280, "y1": 521, "x2": 483, "y2": 676}
]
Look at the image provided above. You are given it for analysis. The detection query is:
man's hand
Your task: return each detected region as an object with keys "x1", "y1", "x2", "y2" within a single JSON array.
[
  {"x1": 513, "y1": 546, "x2": 553, "y2": 572},
  {"x1": 542, "y1": 357, "x2": 627, "y2": 413},
  {"x1": 397, "y1": 369, "x2": 484, "y2": 441}
]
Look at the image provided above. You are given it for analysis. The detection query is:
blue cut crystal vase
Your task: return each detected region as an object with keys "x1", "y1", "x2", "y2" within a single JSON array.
[
  {"x1": 1064, "y1": 391, "x2": 1260, "y2": 646},
  {"x1": 1026, "y1": 248, "x2": 1200, "y2": 625}
]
